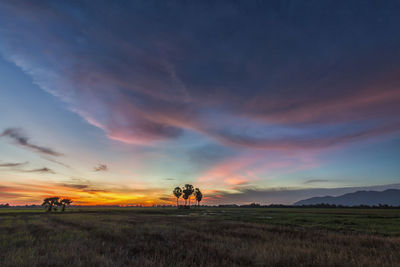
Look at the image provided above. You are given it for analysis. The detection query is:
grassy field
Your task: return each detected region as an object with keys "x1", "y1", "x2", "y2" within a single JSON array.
[{"x1": 1, "y1": 207, "x2": 399, "y2": 266}]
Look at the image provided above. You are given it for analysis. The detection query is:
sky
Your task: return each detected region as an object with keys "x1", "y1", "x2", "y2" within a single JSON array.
[{"x1": 0, "y1": 0, "x2": 399, "y2": 206}]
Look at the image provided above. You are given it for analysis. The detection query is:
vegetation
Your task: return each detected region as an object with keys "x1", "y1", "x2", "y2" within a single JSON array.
[
  {"x1": 60, "y1": 199, "x2": 72, "y2": 212},
  {"x1": 194, "y1": 188, "x2": 202, "y2": 206},
  {"x1": 41, "y1": 197, "x2": 72, "y2": 212},
  {"x1": 182, "y1": 184, "x2": 194, "y2": 206},
  {"x1": 173, "y1": 184, "x2": 202, "y2": 207},
  {"x1": 0, "y1": 207, "x2": 399, "y2": 266},
  {"x1": 172, "y1": 187, "x2": 182, "y2": 206}
]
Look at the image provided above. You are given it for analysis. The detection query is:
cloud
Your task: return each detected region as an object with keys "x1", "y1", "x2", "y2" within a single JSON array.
[
  {"x1": 0, "y1": 161, "x2": 28, "y2": 167},
  {"x1": 42, "y1": 156, "x2": 71, "y2": 169},
  {"x1": 94, "y1": 164, "x2": 108, "y2": 172},
  {"x1": 197, "y1": 151, "x2": 318, "y2": 188},
  {"x1": 224, "y1": 177, "x2": 249, "y2": 186},
  {"x1": 1, "y1": 128, "x2": 62, "y2": 156},
  {"x1": 83, "y1": 189, "x2": 111, "y2": 194},
  {"x1": 211, "y1": 122, "x2": 400, "y2": 150},
  {"x1": 22, "y1": 167, "x2": 55, "y2": 174},
  {"x1": 303, "y1": 179, "x2": 337, "y2": 184},
  {"x1": 61, "y1": 183, "x2": 89, "y2": 190},
  {"x1": 204, "y1": 184, "x2": 400, "y2": 205},
  {"x1": 60, "y1": 178, "x2": 91, "y2": 190},
  {"x1": 0, "y1": 1, "x2": 399, "y2": 151}
]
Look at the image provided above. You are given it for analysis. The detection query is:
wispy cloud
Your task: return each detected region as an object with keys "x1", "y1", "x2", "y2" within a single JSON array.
[
  {"x1": 0, "y1": 161, "x2": 54, "y2": 174},
  {"x1": 304, "y1": 179, "x2": 335, "y2": 184},
  {"x1": 0, "y1": 161, "x2": 28, "y2": 167},
  {"x1": 60, "y1": 178, "x2": 91, "y2": 190},
  {"x1": 42, "y1": 156, "x2": 70, "y2": 169},
  {"x1": 94, "y1": 164, "x2": 108, "y2": 172},
  {"x1": 1, "y1": 128, "x2": 62, "y2": 156},
  {"x1": 0, "y1": 1, "x2": 399, "y2": 151},
  {"x1": 204, "y1": 184, "x2": 400, "y2": 205},
  {"x1": 21, "y1": 167, "x2": 55, "y2": 174}
]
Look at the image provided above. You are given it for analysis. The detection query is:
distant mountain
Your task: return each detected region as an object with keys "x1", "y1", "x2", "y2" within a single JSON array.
[{"x1": 294, "y1": 189, "x2": 400, "y2": 206}]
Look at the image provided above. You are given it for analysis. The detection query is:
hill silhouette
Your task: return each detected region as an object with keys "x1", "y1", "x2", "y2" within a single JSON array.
[{"x1": 294, "y1": 189, "x2": 400, "y2": 206}]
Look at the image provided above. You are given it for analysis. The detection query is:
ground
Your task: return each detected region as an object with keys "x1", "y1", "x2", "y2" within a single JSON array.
[{"x1": 1, "y1": 207, "x2": 399, "y2": 266}]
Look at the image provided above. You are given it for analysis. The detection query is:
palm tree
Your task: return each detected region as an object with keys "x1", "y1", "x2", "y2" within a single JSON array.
[
  {"x1": 42, "y1": 197, "x2": 59, "y2": 212},
  {"x1": 182, "y1": 184, "x2": 194, "y2": 207},
  {"x1": 194, "y1": 188, "x2": 203, "y2": 206},
  {"x1": 173, "y1": 187, "x2": 182, "y2": 207},
  {"x1": 60, "y1": 199, "x2": 72, "y2": 212}
]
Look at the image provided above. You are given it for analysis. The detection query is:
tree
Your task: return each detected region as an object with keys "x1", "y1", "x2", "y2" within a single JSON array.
[
  {"x1": 182, "y1": 184, "x2": 194, "y2": 207},
  {"x1": 194, "y1": 188, "x2": 203, "y2": 206},
  {"x1": 173, "y1": 187, "x2": 182, "y2": 207},
  {"x1": 42, "y1": 197, "x2": 59, "y2": 212},
  {"x1": 60, "y1": 199, "x2": 72, "y2": 212}
]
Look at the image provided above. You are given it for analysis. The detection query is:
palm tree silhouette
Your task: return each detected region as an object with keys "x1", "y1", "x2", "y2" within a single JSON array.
[
  {"x1": 42, "y1": 197, "x2": 59, "y2": 212},
  {"x1": 173, "y1": 187, "x2": 182, "y2": 207},
  {"x1": 194, "y1": 188, "x2": 203, "y2": 206},
  {"x1": 182, "y1": 184, "x2": 194, "y2": 207},
  {"x1": 60, "y1": 199, "x2": 72, "y2": 212}
]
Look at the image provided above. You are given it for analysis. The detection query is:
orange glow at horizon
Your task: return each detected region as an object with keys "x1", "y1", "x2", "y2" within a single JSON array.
[{"x1": 0, "y1": 180, "x2": 175, "y2": 206}]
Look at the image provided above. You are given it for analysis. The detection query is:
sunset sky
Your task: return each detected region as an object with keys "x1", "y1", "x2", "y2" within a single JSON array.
[{"x1": 0, "y1": 1, "x2": 399, "y2": 206}]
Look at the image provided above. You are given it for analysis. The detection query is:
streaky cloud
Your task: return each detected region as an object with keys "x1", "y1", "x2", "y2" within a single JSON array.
[
  {"x1": 205, "y1": 184, "x2": 400, "y2": 205},
  {"x1": 94, "y1": 164, "x2": 108, "y2": 172},
  {"x1": 42, "y1": 156, "x2": 71, "y2": 169},
  {"x1": 21, "y1": 167, "x2": 55, "y2": 174},
  {"x1": 1, "y1": 1, "x2": 399, "y2": 151},
  {"x1": 0, "y1": 161, "x2": 28, "y2": 167},
  {"x1": 303, "y1": 179, "x2": 343, "y2": 184},
  {"x1": 1, "y1": 128, "x2": 62, "y2": 156}
]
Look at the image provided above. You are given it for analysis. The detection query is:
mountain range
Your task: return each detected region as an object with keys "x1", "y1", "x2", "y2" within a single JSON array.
[{"x1": 294, "y1": 189, "x2": 400, "y2": 206}]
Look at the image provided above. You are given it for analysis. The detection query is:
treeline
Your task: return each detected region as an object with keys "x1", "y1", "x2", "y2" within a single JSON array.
[{"x1": 217, "y1": 203, "x2": 400, "y2": 209}]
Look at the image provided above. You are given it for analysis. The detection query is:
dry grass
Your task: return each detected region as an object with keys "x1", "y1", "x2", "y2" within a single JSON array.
[{"x1": 0, "y1": 209, "x2": 399, "y2": 266}]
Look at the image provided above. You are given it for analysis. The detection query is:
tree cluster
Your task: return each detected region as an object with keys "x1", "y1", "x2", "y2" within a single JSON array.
[
  {"x1": 42, "y1": 197, "x2": 72, "y2": 212},
  {"x1": 173, "y1": 184, "x2": 202, "y2": 207}
]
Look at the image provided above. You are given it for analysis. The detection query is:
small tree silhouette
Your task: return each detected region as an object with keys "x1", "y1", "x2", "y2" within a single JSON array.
[
  {"x1": 42, "y1": 197, "x2": 59, "y2": 212},
  {"x1": 54, "y1": 199, "x2": 61, "y2": 211},
  {"x1": 194, "y1": 188, "x2": 203, "y2": 206},
  {"x1": 182, "y1": 184, "x2": 194, "y2": 207},
  {"x1": 60, "y1": 199, "x2": 72, "y2": 212},
  {"x1": 173, "y1": 187, "x2": 182, "y2": 207}
]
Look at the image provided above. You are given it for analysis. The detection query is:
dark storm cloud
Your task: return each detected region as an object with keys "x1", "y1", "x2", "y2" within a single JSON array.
[
  {"x1": 1, "y1": 1, "x2": 400, "y2": 149},
  {"x1": 1, "y1": 128, "x2": 62, "y2": 156}
]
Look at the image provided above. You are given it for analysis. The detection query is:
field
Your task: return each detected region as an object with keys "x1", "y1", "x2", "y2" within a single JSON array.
[{"x1": 1, "y1": 207, "x2": 400, "y2": 266}]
